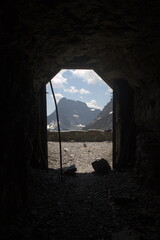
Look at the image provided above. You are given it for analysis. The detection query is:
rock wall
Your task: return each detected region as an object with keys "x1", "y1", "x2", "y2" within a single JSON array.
[
  {"x1": 136, "y1": 131, "x2": 160, "y2": 190},
  {"x1": 113, "y1": 79, "x2": 136, "y2": 170},
  {"x1": 48, "y1": 130, "x2": 112, "y2": 142},
  {"x1": 0, "y1": 48, "x2": 35, "y2": 220},
  {"x1": 134, "y1": 78, "x2": 160, "y2": 190}
]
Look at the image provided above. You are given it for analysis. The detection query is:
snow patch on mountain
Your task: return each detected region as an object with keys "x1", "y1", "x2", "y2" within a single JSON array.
[{"x1": 77, "y1": 124, "x2": 85, "y2": 128}]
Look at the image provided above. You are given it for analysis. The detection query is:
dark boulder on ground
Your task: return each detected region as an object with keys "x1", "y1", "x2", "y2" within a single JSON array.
[
  {"x1": 63, "y1": 164, "x2": 77, "y2": 176},
  {"x1": 91, "y1": 158, "x2": 111, "y2": 174}
]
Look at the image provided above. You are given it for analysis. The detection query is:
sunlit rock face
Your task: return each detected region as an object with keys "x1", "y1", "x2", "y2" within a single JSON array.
[{"x1": 0, "y1": 0, "x2": 160, "y2": 219}]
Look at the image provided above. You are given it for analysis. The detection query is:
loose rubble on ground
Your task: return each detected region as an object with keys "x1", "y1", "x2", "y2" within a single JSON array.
[
  {"x1": 1, "y1": 142, "x2": 160, "y2": 240},
  {"x1": 48, "y1": 141, "x2": 113, "y2": 173}
]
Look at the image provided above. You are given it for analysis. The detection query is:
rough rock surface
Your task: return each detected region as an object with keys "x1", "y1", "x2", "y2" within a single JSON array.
[{"x1": 1, "y1": 169, "x2": 160, "y2": 240}]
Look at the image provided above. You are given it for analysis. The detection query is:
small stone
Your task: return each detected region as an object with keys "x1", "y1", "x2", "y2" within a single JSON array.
[{"x1": 64, "y1": 148, "x2": 69, "y2": 152}]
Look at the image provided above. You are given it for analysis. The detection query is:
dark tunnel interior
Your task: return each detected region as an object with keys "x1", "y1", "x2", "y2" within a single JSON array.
[{"x1": 1, "y1": 0, "x2": 160, "y2": 239}]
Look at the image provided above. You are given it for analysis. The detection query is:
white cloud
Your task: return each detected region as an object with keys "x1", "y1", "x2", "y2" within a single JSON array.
[
  {"x1": 64, "y1": 86, "x2": 90, "y2": 95},
  {"x1": 55, "y1": 93, "x2": 63, "y2": 102},
  {"x1": 79, "y1": 88, "x2": 91, "y2": 94},
  {"x1": 49, "y1": 93, "x2": 63, "y2": 103},
  {"x1": 51, "y1": 70, "x2": 68, "y2": 89},
  {"x1": 71, "y1": 69, "x2": 104, "y2": 85},
  {"x1": 64, "y1": 86, "x2": 79, "y2": 93},
  {"x1": 86, "y1": 99, "x2": 102, "y2": 110}
]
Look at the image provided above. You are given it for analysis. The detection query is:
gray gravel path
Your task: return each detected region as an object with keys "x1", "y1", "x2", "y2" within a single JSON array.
[{"x1": 48, "y1": 141, "x2": 112, "y2": 172}]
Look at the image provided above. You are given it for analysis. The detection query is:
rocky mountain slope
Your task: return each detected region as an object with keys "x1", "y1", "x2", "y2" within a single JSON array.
[
  {"x1": 84, "y1": 98, "x2": 113, "y2": 130},
  {"x1": 47, "y1": 98, "x2": 101, "y2": 130}
]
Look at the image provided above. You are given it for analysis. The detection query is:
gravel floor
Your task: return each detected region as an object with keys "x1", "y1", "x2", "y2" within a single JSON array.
[
  {"x1": 48, "y1": 141, "x2": 113, "y2": 172},
  {"x1": 1, "y1": 142, "x2": 160, "y2": 240}
]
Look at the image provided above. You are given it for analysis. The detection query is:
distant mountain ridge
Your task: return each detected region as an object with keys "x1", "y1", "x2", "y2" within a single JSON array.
[
  {"x1": 83, "y1": 98, "x2": 113, "y2": 130},
  {"x1": 47, "y1": 98, "x2": 101, "y2": 131}
]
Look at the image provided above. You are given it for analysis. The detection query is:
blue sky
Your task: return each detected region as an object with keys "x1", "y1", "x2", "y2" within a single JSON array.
[{"x1": 46, "y1": 69, "x2": 113, "y2": 116}]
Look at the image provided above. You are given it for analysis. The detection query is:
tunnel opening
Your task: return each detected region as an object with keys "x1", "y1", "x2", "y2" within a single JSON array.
[{"x1": 46, "y1": 69, "x2": 113, "y2": 174}]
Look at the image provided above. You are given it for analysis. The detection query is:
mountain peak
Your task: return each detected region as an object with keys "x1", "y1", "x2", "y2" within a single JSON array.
[
  {"x1": 47, "y1": 98, "x2": 101, "y2": 131},
  {"x1": 59, "y1": 97, "x2": 86, "y2": 105}
]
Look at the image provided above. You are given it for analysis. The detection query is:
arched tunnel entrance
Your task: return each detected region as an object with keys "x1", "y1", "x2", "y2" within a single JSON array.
[
  {"x1": 39, "y1": 69, "x2": 136, "y2": 174},
  {"x1": 46, "y1": 69, "x2": 113, "y2": 173}
]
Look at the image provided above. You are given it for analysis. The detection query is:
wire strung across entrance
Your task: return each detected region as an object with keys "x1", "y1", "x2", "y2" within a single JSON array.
[{"x1": 49, "y1": 81, "x2": 63, "y2": 181}]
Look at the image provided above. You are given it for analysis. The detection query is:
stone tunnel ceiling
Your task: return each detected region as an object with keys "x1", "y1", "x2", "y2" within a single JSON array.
[{"x1": 2, "y1": 0, "x2": 160, "y2": 90}]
